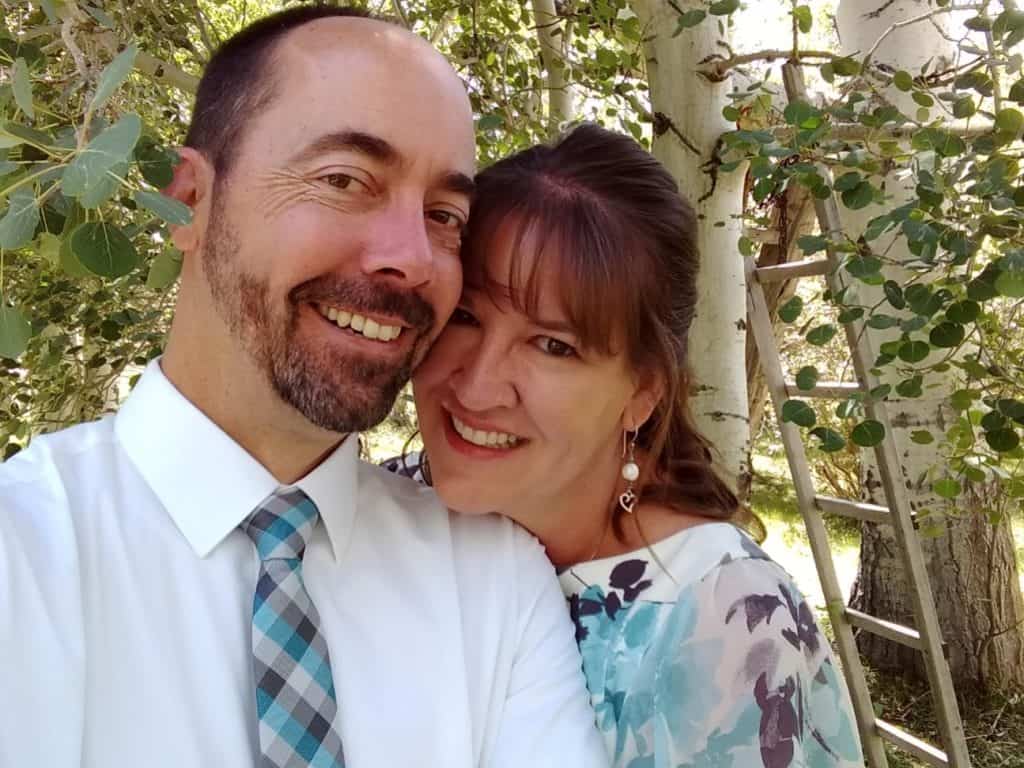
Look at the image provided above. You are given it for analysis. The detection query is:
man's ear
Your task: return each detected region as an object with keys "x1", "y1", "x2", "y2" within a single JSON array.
[
  {"x1": 163, "y1": 147, "x2": 215, "y2": 255},
  {"x1": 623, "y1": 369, "x2": 665, "y2": 433}
]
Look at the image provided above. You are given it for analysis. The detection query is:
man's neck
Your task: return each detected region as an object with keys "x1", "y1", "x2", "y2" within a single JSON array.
[{"x1": 161, "y1": 335, "x2": 343, "y2": 485}]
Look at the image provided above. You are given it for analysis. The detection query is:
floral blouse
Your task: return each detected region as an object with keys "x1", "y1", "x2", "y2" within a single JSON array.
[{"x1": 561, "y1": 522, "x2": 864, "y2": 768}]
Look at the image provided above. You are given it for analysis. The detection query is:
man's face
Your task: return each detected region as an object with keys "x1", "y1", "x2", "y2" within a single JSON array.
[{"x1": 199, "y1": 19, "x2": 475, "y2": 434}]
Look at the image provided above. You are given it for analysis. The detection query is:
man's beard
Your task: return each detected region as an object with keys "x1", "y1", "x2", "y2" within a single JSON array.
[{"x1": 202, "y1": 191, "x2": 435, "y2": 434}]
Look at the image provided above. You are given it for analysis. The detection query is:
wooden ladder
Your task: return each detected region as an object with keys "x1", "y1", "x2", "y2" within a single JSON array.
[{"x1": 743, "y1": 61, "x2": 972, "y2": 768}]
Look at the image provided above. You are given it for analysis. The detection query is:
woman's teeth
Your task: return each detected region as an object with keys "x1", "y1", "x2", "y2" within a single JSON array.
[
  {"x1": 318, "y1": 305, "x2": 403, "y2": 342},
  {"x1": 452, "y1": 415, "x2": 520, "y2": 449}
]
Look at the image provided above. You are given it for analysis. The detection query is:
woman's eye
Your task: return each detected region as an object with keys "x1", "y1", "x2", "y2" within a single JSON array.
[
  {"x1": 449, "y1": 307, "x2": 479, "y2": 326},
  {"x1": 427, "y1": 209, "x2": 465, "y2": 230},
  {"x1": 535, "y1": 336, "x2": 578, "y2": 358}
]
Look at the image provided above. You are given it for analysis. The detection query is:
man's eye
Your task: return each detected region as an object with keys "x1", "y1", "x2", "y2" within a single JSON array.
[
  {"x1": 450, "y1": 307, "x2": 479, "y2": 326},
  {"x1": 534, "y1": 336, "x2": 577, "y2": 358},
  {"x1": 321, "y1": 173, "x2": 364, "y2": 191},
  {"x1": 427, "y1": 209, "x2": 465, "y2": 230}
]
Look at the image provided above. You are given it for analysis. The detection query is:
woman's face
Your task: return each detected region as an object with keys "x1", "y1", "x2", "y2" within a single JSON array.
[{"x1": 413, "y1": 224, "x2": 658, "y2": 518}]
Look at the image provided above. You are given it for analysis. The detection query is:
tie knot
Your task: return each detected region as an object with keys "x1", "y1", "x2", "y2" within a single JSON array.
[{"x1": 242, "y1": 488, "x2": 319, "y2": 561}]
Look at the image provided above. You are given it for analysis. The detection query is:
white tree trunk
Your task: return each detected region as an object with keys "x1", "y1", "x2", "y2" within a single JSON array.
[
  {"x1": 630, "y1": 0, "x2": 750, "y2": 491},
  {"x1": 838, "y1": 0, "x2": 1024, "y2": 691},
  {"x1": 531, "y1": 0, "x2": 574, "y2": 132}
]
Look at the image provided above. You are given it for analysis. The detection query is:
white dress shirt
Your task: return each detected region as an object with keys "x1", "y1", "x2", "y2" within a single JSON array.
[{"x1": 0, "y1": 360, "x2": 607, "y2": 768}]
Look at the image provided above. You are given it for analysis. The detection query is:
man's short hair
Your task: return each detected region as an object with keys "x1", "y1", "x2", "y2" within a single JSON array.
[{"x1": 184, "y1": 4, "x2": 382, "y2": 177}]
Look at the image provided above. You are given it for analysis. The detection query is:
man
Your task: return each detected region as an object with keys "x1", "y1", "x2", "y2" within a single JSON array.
[{"x1": 0, "y1": 7, "x2": 607, "y2": 767}]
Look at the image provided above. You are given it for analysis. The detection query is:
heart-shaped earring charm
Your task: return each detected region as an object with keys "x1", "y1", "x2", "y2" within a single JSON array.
[{"x1": 618, "y1": 489, "x2": 637, "y2": 514}]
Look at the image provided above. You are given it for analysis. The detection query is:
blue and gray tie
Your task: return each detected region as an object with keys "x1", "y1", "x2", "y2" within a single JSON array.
[{"x1": 242, "y1": 488, "x2": 346, "y2": 768}]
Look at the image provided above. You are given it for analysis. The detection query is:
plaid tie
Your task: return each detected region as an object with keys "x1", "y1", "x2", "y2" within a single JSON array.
[{"x1": 242, "y1": 488, "x2": 346, "y2": 768}]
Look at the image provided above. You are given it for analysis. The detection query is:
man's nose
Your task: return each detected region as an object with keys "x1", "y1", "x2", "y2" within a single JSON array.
[
  {"x1": 360, "y1": 204, "x2": 435, "y2": 288},
  {"x1": 450, "y1": 337, "x2": 518, "y2": 413}
]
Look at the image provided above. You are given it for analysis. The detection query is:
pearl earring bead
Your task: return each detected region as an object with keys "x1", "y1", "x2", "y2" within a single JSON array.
[{"x1": 621, "y1": 462, "x2": 640, "y2": 482}]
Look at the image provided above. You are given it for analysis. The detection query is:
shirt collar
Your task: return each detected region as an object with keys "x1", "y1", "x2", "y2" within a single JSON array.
[{"x1": 115, "y1": 359, "x2": 358, "y2": 562}]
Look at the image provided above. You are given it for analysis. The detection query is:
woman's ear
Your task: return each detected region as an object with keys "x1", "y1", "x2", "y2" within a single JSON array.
[
  {"x1": 162, "y1": 147, "x2": 215, "y2": 255},
  {"x1": 623, "y1": 370, "x2": 665, "y2": 432}
]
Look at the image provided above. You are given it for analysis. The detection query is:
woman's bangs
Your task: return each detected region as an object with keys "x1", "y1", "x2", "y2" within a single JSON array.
[{"x1": 465, "y1": 198, "x2": 635, "y2": 357}]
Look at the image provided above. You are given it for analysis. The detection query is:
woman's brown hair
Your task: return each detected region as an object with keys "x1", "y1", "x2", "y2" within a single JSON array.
[{"x1": 461, "y1": 123, "x2": 757, "y2": 535}]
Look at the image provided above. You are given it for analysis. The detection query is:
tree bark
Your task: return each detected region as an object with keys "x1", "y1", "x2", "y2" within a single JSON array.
[
  {"x1": 838, "y1": 0, "x2": 1024, "y2": 693},
  {"x1": 630, "y1": 0, "x2": 750, "y2": 491},
  {"x1": 531, "y1": 0, "x2": 573, "y2": 133}
]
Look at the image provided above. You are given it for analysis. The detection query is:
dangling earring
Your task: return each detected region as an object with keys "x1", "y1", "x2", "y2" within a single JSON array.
[{"x1": 618, "y1": 429, "x2": 640, "y2": 514}]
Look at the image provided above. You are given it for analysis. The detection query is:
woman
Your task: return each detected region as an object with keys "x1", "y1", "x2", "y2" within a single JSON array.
[{"x1": 407, "y1": 124, "x2": 864, "y2": 767}]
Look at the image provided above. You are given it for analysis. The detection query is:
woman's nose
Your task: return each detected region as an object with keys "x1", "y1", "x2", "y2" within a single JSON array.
[{"x1": 449, "y1": 340, "x2": 518, "y2": 412}]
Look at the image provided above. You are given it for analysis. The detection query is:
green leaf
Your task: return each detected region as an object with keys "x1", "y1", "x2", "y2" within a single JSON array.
[
  {"x1": 841, "y1": 181, "x2": 874, "y2": 210},
  {"x1": 933, "y1": 478, "x2": 961, "y2": 499},
  {"x1": 91, "y1": 44, "x2": 138, "y2": 112},
  {"x1": 59, "y1": 231, "x2": 91, "y2": 277},
  {"x1": 709, "y1": 0, "x2": 740, "y2": 16},
  {"x1": 810, "y1": 427, "x2": 845, "y2": 453},
  {"x1": 12, "y1": 58, "x2": 34, "y2": 120},
  {"x1": 135, "y1": 136, "x2": 176, "y2": 188},
  {"x1": 807, "y1": 324, "x2": 837, "y2": 346},
  {"x1": 596, "y1": 49, "x2": 618, "y2": 68},
  {"x1": 63, "y1": 114, "x2": 141, "y2": 199},
  {"x1": 951, "y1": 389, "x2": 978, "y2": 411},
  {"x1": 851, "y1": 419, "x2": 885, "y2": 447},
  {"x1": 133, "y1": 190, "x2": 192, "y2": 225},
  {"x1": 884, "y1": 280, "x2": 905, "y2": 309},
  {"x1": 845, "y1": 253, "x2": 882, "y2": 279},
  {"x1": 945, "y1": 300, "x2": 980, "y2": 324},
  {"x1": 899, "y1": 340, "x2": 930, "y2": 363},
  {"x1": 897, "y1": 375, "x2": 924, "y2": 398},
  {"x1": 146, "y1": 247, "x2": 183, "y2": 291},
  {"x1": 952, "y1": 96, "x2": 976, "y2": 118},
  {"x1": 965, "y1": 14, "x2": 993, "y2": 31},
  {"x1": 929, "y1": 322, "x2": 965, "y2": 348},
  {"x1": 781, "y1": 399, "x2": 817, "y2": 428},
  {"x1": 783, "y1": 100, "x2": 821, "y2": 128},
  {"x1": 795, "y1": 366, "x2": 819, "y2": 391},
  {"x1": 1010, "y1": 80, "x2": 1024, "y2": 104},
  {"x1": 0, "y1": 187, "x2": 40, "y2": 250},
  {"x1": 778, "y1": 295, "x2": 803, "y2": 323},
  {"x1": 995, "y1": 108, "x2": 1024, "y2": 136},
  {"x1": 477, "y1": 115, "x2": 503, "y2": 131},
  {"x1": 912, "y1": 91, "x2": 934, "y2": 108},
  {"x1": 674, "y1": 9, "x2": 707, "y2": 32},
  {"x1": 892, "y1": 71, "x2": 913, "y2": 91},
  {"x1": 995, "y1": 271, "x2": 1024, "y2": 298},
  {"x1": 866, "y1": 314, "x2": 899, "y2": 329},
  {"x1": 831, "y1": 56, "x2": 860, "y2": 77},
  {"x1": 793, "y1": 5, "x2": 812, "y2": 33},
  {"x1": 0, "y1": 303, "x2": 32, "y2": 359},
  {"x1": 69, "y1": 221, "x2": 139, "y2": 278},
  {"x1": 911, "y1": 430, "x2": 934, "y2": 445},
  {"x1": 797, "y1": 234, "x2": 827, "y2": 254}
]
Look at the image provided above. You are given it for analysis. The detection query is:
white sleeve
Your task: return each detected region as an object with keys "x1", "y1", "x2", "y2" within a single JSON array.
[
  {"x1": 488, "y1": 526, "x2": 610, "y2": 768},
  {"x1": 0, "y1": 461, "x2": 86, "y2": 767}
]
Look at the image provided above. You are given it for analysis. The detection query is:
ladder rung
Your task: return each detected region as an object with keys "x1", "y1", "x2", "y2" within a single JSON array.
[
  {"x1": 845, "y1": 607, "x2": 922, "y2": 649},
  {"x1": 815, "y1": 495, "x2": 891, "y2": 525},
  {"x1": 785, "y1": 381, "x2": 864, "y2": 398},
  {"x1": 755, "y1": 257, "x2": 831, "y2": 282},
  {"x1": 876, "y1": 719, "x2": 949, "y2": 767}
]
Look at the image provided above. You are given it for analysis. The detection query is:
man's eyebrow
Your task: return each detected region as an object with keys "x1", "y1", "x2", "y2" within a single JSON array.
[
  {"x1": 532, "y1": 317, "x2": 576, "y2": 335},
  {"x1": 290, "y1": 130, "x2": 400, "y2": 166},
  {"x1": 440, "y1": 171, "x2": 475, "y2": 199}
]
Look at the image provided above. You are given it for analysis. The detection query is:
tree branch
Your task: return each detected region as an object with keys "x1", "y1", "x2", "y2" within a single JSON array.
[
  {"x1": 699, "y1": 49, "x2": 835, "y2": 80},
  {"x1": 861, "y1": 4, "x2": 984, "y2": 71},
  {"x1": 94, "y1": 32, "x2": 200, "y2": 94}
]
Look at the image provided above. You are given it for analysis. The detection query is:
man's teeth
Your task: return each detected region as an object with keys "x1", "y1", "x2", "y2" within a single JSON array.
[
  {"x1": 452, "y1": 415, "x2": 520, "y2": 449},
  {"x1": 320, "y1": 305, "x2": 403, "y2": 342}
]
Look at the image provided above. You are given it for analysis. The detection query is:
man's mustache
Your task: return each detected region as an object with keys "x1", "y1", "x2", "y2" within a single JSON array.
[{"x1": 290, "y1": 275, "x2": 436, "y2": 332}]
